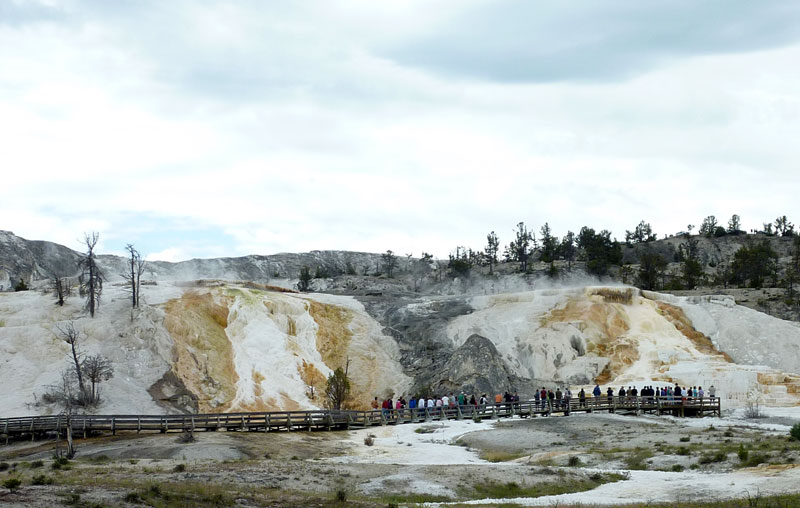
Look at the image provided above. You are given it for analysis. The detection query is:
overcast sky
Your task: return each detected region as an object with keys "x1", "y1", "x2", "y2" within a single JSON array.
[{"x1": 2, "y1": 0, "x2": 800, "y2": 261}]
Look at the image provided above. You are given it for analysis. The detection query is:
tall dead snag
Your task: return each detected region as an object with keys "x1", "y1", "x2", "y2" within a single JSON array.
[
  {"x1": 122, "y1": 244, "x2": 145, "y2": 308},
  {"x1": 55, "y1": 321, "x2": 86, "y2": 401},
  {"x1": 78, "y1": 232, "x2": 103, "y2": 317}
]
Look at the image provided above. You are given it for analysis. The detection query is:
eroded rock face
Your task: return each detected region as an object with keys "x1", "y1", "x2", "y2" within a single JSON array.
[
  {"x1": 0, "y1": 230, "x2": 82, "y2": 290},
  {"x1": 434, "y1": 334, "x2": 515, "y2": 396}
]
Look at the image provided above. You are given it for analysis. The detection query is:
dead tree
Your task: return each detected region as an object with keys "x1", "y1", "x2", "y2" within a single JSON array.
[
  {"x1": 78, "y1": 232, "x2": 103, "y2": 317},
  {"x1": 55, "y1": 322, "x2": 87, "y2": 402},
  {"x1": 121, "y1": 244, "x2": 145, "y2": 308},
  {"x1": 82, "y1": 354, "x2": 114, "y2": 404},
  {"x1": 51, "y1": 273, "x2": 73, "y2": 306}
]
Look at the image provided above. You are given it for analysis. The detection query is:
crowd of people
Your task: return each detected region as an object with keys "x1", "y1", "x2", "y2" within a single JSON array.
[{"x1": 370, "y1": 383, "x2": 717, "y2": 416}]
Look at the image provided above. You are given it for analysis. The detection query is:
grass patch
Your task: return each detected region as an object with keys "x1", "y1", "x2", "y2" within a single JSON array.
[
  {"x1": 624, "y1": 449, "x2": 653, "y2": 470},
  {"x1": 469, "y1": 473, "x2": 626, "y2": 500},
  {"x1": 380, "y1": 493, "x2": 451, "y2": 504},
  {"x1": 479, "y1": 450, "x2": 526, "y2": 463}
]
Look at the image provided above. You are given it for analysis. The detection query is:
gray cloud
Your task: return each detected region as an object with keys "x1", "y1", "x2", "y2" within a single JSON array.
[{"x1": 382, "y1": 1, "x2": 800, "y2": 82}]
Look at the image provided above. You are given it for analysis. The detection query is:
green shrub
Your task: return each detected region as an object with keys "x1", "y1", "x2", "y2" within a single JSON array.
[
  {"x1": 30, "y1": 460, "x2": 44, "y2": 469},
  {"x1": 3, "y1": 478, "x2": 21, "y2": 492},
  {"x1": 676, "y1": 447, "x2": 691, "y2": 456},
  {"x1": 740, "y1": 453, "x2": 769, "y2": 468},
  {"x1": 0, "y1": 462, "x2": 9, "y2": 472},
  {"x1": 123, "y1": 492, "x2": 141, "y2": 503},
  {"x1": 172, "y1": 464, "x2": 186, "y2": 473},
  {"x1": 699, "y1": 451, "x2": 728, "y2": 464},
  {"x1": 738, "y1": 443, "x2": 749, "y2": 462},
  {"x1": 567, "y1": 456, "x2": 582, "y2": 467},
  {"x1": 790, "y1": 423, "x2": 800, "y2": 441},
  {"x1": 679, "y1": 436, "x2": 691, "y2": 442},
  {"x1": 671, "y1": 464, "x2": 685, "y2": 472},
  {"x1": 335, "y1": 488, "x2": 348, "y2": 502},
  {"x1": 31, "y1": 474, "x2": 53, "y2": 485}
]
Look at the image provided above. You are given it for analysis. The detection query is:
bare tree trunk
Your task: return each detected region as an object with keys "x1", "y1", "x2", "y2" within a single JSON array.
[{"x1": 66, "y1": 416, "x2": 74, "y2": 459}]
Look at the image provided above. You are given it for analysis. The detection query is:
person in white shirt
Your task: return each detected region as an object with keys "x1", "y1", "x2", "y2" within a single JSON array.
[{"x1": 441, "y1": 395, "x2": 449, "y2": 407}]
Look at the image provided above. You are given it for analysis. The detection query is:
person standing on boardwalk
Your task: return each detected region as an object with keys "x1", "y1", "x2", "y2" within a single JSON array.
[
  {"x1": 709, "y1": 385, "x2": 716, "y2": 399},
  {"x1": 579, "y1": 388, "x2": 586, "y2": 408}
]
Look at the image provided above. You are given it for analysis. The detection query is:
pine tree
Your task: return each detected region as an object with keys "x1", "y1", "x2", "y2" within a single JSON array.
[{"x1": 484, "y1": 231, "x2": 499, "y2": 274}]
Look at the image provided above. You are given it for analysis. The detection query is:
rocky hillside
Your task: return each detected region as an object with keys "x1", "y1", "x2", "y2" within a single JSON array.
[
  {"x1": 0, "y1": 230, "x2": 386, "y2": 291},
  {"x1": 4, "y1": 230, "x2": 798, "y2": 321}
]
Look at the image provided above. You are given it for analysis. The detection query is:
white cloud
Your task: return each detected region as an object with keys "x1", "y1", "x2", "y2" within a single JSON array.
[
  {"x1": 145, "y1": 248, "x2": 186, "y2": 263},
  {"x1": 1, "y1": 1, "x2": 799, "y2": 260}
]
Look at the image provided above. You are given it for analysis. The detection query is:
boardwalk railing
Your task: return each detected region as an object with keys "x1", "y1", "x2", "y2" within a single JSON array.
[{"x1": 1, "y1": 396, "x2": 720, "y2": 443}]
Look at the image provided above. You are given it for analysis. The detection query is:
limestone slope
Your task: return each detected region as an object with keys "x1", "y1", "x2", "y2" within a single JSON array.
[
  {"x1": 0, "y1": 282, "x2": 411, "y2": 416},
  {"x1": 440, "y1": 287, "x2": 800, "y2": 404}
]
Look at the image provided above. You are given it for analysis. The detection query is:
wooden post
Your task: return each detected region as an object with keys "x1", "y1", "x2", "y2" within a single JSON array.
[
  {"x1": 30, "y1": 417, "x2": 35, "y2": 441},
  {"x1": 264, "y1": 413, "x2": 269, "y2": 432},
  {"x1": 112, "y1": 417, "x2": 116, "y2": 436},
  {"x1": 137, "y1": 416, "x2": 141, "y2": 434}
]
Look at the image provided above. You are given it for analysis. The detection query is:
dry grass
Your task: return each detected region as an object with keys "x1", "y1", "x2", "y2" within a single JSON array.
[
  {"x1": 589, "y1": 287, "x2": 635, "y2": 304},
  {"x1": 241, "y1": 281, "x2": 298, "y2": 293}
]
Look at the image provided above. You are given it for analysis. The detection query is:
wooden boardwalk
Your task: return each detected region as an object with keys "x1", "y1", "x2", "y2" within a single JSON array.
[{"x1": 1, "y1": 396, "x2": 720, "y2": 443}]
